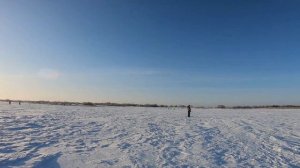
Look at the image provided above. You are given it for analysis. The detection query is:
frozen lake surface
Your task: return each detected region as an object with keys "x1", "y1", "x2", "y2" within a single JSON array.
[{"x1": 0, "y1": 102, "x2": 299, "y2": 167}]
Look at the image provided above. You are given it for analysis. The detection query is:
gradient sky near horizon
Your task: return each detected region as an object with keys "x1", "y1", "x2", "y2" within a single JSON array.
[{"x1": 1, "y1": 0, "x2": 300, "y2": 106}]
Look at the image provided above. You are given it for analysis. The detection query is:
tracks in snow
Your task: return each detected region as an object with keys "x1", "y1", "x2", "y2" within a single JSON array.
[{"x1": 0, "y1": 104, "x2": 299, "y2": 167}]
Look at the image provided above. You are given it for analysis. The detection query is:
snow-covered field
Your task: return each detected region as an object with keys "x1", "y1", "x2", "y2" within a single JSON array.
[{"x1": 0, "y1": 102, "x2": 299, "y2": 168}]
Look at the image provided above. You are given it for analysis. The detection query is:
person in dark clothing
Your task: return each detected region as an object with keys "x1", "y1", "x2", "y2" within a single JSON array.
[
  {"x1": 187, "y1": 105, "x2": 191, "y2": 117},
  {"x1": 9, "y1": 100, "x2": 11, "y2": 105}
]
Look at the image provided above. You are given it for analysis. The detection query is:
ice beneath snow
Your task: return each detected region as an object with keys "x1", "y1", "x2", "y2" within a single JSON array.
[{"x1": 0, "y1": 102, "x2": 299, "y2": 168}]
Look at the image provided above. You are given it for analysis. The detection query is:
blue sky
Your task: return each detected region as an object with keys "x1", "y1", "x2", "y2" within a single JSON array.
[{"x1": 1, "y1": 0, "x2": 300, "y2": 106}]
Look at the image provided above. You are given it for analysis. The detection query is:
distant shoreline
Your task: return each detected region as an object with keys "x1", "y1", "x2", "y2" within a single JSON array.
[{"x1": 1, "y1": 99, "x2": 300, "y2": 109}]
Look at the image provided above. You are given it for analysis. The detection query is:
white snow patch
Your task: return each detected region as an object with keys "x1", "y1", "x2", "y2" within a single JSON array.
[{"x1": 0, "y1": 102, "x2": 299, "y2": 167}]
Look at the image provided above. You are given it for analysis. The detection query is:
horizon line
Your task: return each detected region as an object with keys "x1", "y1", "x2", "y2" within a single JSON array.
[{"x1": 1, "y1": 98, "x2": 300, "y2": 108}]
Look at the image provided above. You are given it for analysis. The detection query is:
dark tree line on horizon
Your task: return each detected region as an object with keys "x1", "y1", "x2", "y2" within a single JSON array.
[{"x1": 1, "y1": 99, "x2": 300, "y2": 109}]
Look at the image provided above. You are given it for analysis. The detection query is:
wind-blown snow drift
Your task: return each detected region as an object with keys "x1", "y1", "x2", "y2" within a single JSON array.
[{"x1": 0, "y1": 102, "x2": 299, "y2": 167}]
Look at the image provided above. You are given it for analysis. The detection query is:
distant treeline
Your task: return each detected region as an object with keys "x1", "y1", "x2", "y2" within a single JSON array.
[
  {"x1": 1, "y1": 99, "x2": 300, "y2": 109},
  {"x1": 0, "y1": 99, "x2": 186, "y2": 108},
  {"x1": 216, "y1": 105, "x2": 300, "y2": 109}
]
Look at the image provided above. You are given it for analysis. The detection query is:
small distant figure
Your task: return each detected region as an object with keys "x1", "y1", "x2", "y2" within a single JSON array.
[
  {"x1": 187, "y1": 105, "x2": 191, "y2": 117},
  {"x1": 19, "y1": 101, "x2": 21, "y2": 105},
  {"x1": 9, "y1": 100, "x2": 11, "y2": 105}
]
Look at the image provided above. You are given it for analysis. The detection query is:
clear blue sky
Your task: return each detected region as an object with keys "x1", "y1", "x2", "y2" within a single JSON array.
[{"x1": 1, "y1": 0, "x2": 300, "y2": 106}]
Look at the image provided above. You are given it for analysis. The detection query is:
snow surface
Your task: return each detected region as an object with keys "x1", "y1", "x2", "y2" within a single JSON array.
[{"x1": 0, "y1": 102, "x2": 299, "y2": 168}]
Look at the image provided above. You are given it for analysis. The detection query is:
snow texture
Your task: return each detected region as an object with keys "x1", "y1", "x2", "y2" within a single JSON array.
[{"x1": 0, "y1": 102, "x2": 299, "y2": 167}]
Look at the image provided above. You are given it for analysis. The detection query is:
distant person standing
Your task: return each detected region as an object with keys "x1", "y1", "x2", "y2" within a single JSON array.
[
  {"x1": 187, "y1": 105, "x2": 191, "y2": 117},
  {"x1": 19, "y1": 101, "x2": 21, "y2": 105},
  {"x1": 9, "y1": 100, "x2": 11, "y2": 105}
]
